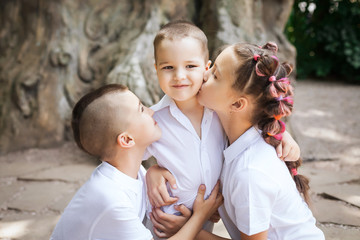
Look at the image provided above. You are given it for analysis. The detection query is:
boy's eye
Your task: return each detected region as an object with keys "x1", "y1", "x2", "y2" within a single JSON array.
[
  {"x1": 162, "y1": 66, "x2": 173, "y2": 70},
  {"x1": 186, "y1": 65, "x2": 197, "y2": 69}
]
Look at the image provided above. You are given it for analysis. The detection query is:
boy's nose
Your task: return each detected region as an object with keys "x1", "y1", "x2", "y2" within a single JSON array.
[{"x1": 174, "y1": 68, "x2": 186, "y2": 80}]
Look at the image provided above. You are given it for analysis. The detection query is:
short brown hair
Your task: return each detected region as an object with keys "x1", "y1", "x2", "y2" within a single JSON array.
[
  {"x1": 71, "y1": 84, "x2": 128, "y2": 154},
  {"x1": 153, "y1": 20, "x2": 209, "y2": 62}
]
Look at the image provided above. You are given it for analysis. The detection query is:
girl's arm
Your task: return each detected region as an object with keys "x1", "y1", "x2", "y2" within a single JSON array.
[
  {"x1": 168, "y1": 182, "x2": 224, "y2": 240},
  {"x1": 277, "y1": 130, "x2": 300, "y2": 161}
]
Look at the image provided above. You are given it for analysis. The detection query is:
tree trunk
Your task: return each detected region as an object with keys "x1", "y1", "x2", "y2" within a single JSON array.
[{"x1": 0, "y1": 0, "x2": 295, "y2": 154}]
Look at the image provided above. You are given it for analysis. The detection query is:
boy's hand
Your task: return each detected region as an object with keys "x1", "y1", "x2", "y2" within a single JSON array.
[
  {"x1": 150, "y1": 205, "x2": 192, "y2": 238},
  {"x1": 146, "y1": 164, "x2": 178, "y2": 207},
  {"x1": 277, "y1": 130, "x2": 300, "y2": 162}
]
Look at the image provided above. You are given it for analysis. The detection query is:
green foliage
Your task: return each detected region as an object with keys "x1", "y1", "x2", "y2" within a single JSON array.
[{"x1": 285, "y1": 0, "x2": 360, "y2": 83}]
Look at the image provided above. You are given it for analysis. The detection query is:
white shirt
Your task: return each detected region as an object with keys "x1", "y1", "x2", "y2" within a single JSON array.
[
  {"x1": 219, "y1": 127, "x2": 325, "y2": 240},
  {"x1": 50, "y1": 162, "x2": 153, "y2": 240},
  {"x1": 144, "y1": 95, "x2": 226, "y2": 214}
]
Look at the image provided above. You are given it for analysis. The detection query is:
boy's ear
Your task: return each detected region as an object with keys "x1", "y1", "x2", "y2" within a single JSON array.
[
  {"x1": 117, "y1": 132, "x2": 135, "y2": 148},
  {"x1": 206, "y1": 60, "x2": 212, "y2": 70},
  {"x1": 230, "y1": 97, "x2": 248, "y2": 112}
]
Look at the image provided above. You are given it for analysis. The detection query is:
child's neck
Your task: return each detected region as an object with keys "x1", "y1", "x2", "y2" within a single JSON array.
[
  {"x1": 217, "y1": 111, "x2": 253, "y2": 145},
  {"x1": 104, "y1": 147, "x2": 145, "y2": 179},
  {"x1": 174, "y1": 97, "x2": 204, "y2": 138}
]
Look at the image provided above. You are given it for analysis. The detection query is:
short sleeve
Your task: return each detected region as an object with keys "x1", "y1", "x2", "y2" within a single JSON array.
[
  {"x1": 230, "y1": 168, "x2": 280, "y2": 236},
  {"x1": 91, "y1": 204, "x2": 153, "y2": 240}
]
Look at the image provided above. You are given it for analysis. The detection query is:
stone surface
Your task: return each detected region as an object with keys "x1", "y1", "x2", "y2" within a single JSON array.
[{"x1": 7, "y1": 181, "x2": 75, "y2": 212}]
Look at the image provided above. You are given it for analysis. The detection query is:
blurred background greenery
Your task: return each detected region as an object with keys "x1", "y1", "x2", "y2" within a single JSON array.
[{"x1": 285, "y1": 0, "x2": 360, "y2": 83}]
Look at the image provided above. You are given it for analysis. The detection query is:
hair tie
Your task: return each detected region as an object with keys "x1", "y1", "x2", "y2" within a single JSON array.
[
  {"x1": 291, "y1": 168, "x2": 298, "y2": 176},
  {"x1": 271, "y1": 55, "x2": 279, "y2": 61},
  {"x1": 269, "y1": 76, "x2": 276, "y2": 82},
  {"x1": 254, "y1": 54, "x2": 260, "y2": 61},
  {"x1": 274, "y1": 115, "x2": 282, "y2": 120},
  {"x1": 267, "y1": 132, "x2": 283, "y2": 140}
]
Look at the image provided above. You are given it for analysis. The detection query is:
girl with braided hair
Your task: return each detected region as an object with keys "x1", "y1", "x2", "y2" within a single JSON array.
[{"x1": 197, "y1": 42, "x2": 324, "y2": 240}]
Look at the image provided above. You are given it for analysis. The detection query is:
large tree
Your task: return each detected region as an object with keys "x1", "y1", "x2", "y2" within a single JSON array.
[{"x1": 0, "y1": 0, "x2": 295, "y2": 154}]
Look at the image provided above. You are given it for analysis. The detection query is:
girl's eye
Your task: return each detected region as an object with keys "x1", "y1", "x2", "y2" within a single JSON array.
[
  {"x1": 212, "y1": 71, "x2": 217, "y2": 79},
  {"x1": 141, "y1": 106, "x2": 145, "y2": 112}
]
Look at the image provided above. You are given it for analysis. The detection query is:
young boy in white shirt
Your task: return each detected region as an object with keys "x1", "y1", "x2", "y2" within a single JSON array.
[
  {"x1": 144, "y1": 21, "x2": 301, "y2": 239},
  {"x1": 50, "y1": 84, "x2": 223, "y2": 240}
]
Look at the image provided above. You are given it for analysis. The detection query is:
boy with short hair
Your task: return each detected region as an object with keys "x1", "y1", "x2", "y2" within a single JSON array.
[
  {"x1": 144, "y1": 20, "x2": 301, "y2": 238},
  {"x1": 50, "y1": 84, "x2": 223, "y2": 240}
]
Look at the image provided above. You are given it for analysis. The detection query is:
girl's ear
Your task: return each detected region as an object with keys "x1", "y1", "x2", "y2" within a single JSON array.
[
  {"x1": 154, "y1": 63, "x2": 157, "y2": 71},
  {"x1": 117, "y1": 132, "x2": 135, "y2": 148},
  {"x1": 230, "y1": 97, "x2": 248, "y2": 112},
  {"x1": 206, "y1": 60, "x2": 212, "y2": 70}
]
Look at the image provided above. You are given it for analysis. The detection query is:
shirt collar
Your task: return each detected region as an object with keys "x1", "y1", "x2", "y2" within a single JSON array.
[
  {"x1": 150, "y1": 95, "x2": 172, "y2": 112},
  {"x1": 223, "y1": 126, "x2": 261, "y2": 163},
  {"x1": 97, "y1": 162, "x2": 143, "y2": 194}
]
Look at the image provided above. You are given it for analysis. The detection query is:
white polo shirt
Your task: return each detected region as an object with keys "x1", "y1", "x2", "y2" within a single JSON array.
[
  {"x1": 144, "y1": 95, "x2": 226, "y2": 214},
  {"x1": 218, "y1": 127, "x2": 325, "y2": 240},
  {"x1": 50, "y1": 162, "x2": 153, "y2": 240}
]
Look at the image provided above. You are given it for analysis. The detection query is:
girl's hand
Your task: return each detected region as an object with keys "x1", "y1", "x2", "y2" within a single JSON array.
[
  {"x1": 276, "y1": 130, "x2": 300, "y2": 162},
  {"x1": 193, "y1": 181, "x2": 224, "y2": 223},
  {"x1": 146, "y1": 164, "x2": 178, "y2": 207},
  {"x1": 150, "y1": 205, "x2": 192, "y2": 238}
]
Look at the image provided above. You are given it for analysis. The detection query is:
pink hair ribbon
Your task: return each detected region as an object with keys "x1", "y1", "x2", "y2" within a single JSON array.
[
  {"x1": 279, "y1": 120, "x2": 286, "y2": 133},
  {"x1": 271, "y1": 55, "x2": 279, "y2": 61},
  {"x1": 291, "y1": 168, "x2": 298, "y2": 176},
  {"x1": 275, "y1": 96, "x2": 293, "y2": 104},
  {"x1": 254, "y1": 54, "x2": 260, "y2": 61},
  {"x1": 277, "y1": 77, "x2": 290, "y2": 84}
]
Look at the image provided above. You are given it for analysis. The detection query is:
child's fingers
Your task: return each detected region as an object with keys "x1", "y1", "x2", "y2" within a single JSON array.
[
  {"x1": 153, "y1": 227, "x2": 169, "y2": 238},
  {"x1": 208, "y1": 181, "x2": 220, "y2": 201},
  {"x1": 276, "y1": 143, "x2": 283, "y2": 159},
  {"x1": 163, "y1": 170, "x2": 177, "y2": 189},
  {"x1": 160, "y1": 192, "x2": 178, "y2": 206},
  {"x1": 150, "y1": 210, "x2": 166, "y2": 229},
  {"x1": 174, "y1": 204, "x2": 192, "y2": 218},
  {"x1": 282, "y1": 144, "x2": 291, "y2": 161},
  {"x1": 196, "y1": 184, "x2": 206, "y2": 202}
]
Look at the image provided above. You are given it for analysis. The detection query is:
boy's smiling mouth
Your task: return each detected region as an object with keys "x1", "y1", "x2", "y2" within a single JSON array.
[{"x1": 172, "y1": 84, "x2": 189, "y2": 88}]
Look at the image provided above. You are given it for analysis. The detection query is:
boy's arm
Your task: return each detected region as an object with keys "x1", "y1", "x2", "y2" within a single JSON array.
[
  {"x1": 277, "y1": 130, "x2": 300, "y2": 161},
  {"x1": 146, "y1": 164, "x2": 178, "y2": 207}
]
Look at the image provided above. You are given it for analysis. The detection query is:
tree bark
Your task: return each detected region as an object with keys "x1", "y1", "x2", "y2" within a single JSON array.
[{"x1": 0, "y1": 0, "x2": 295, "y2": 154}]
